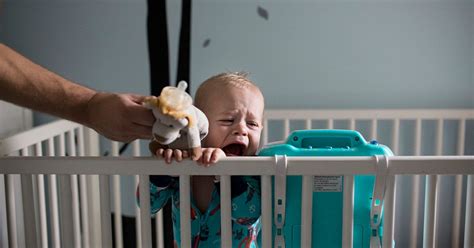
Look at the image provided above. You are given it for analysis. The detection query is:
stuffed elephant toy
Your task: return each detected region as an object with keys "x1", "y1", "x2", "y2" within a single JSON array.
[{"x1": 143, "y1": 81, "x2": 208, "y2": 159}]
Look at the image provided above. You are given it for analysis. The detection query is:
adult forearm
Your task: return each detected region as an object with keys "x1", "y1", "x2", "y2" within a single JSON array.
[{"x1": 0, "y1": 43, "x2": 96, "y2": 125}]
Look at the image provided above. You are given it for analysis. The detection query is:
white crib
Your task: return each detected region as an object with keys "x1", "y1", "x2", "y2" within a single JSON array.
[{"x1": 0, "y1": 109, "x2": 473, "y2": 248}]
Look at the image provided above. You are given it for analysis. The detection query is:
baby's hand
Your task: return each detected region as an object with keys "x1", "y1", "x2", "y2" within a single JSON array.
[
  {"x1": 197, "y1": 148, "x2": 226, "y2": 167},
  {"x1": 155, "y1": 148, "x2": 189, "y2": 164},
  {"x1": 189, "y1": 147, "x2": 202, "y2": 161}
]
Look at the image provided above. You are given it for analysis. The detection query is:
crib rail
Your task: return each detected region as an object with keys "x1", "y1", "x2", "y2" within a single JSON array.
[
  {"x1": 1, "y1": 156, "x2": 473, "y2": 248},
  {"x1": 1, "y1": 156, "x2": 472, "y2": 175},
  {"x1": 264, "y1": 108, "x2": 474, "y2": 248},
  {"x1": 1, "y1": 109, "x2": 473, "y2": 248}
]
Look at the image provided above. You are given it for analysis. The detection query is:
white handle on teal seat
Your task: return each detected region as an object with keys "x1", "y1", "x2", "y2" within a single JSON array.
[
  {"x1": 274, "y1": 155, "x2": 287, "y2": 248},
  {"x1": 370, "y1": 155, "x2": 389, "y2": 248}
]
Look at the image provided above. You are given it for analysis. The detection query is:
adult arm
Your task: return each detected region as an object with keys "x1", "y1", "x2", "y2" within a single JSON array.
[{"x1": 0, "y1": 43, "x2": 153, "y2": 141}]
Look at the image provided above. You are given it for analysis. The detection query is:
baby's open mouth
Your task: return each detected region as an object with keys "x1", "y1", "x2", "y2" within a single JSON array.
[{"x1": 222, "y1": 143, "x2": 246, "y2": 156}]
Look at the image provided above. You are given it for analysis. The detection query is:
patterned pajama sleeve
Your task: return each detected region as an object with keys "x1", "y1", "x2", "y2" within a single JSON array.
[{"x1": 136, "y1": 175, "x2": 177, "y2": 215}]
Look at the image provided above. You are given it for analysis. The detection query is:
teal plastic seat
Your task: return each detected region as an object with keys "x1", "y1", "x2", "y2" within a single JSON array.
[{"x1": 258, "y1": 129, "x2": 393, "y2": 248}]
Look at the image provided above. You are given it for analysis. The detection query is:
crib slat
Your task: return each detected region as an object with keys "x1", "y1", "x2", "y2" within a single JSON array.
[
  {"x1": 155, "y1": 210, "x2": 164, "y2": 248},
  {"x1": 131, "y1": 142, "x2": 142, "y2": 248},
  {"x1": 58, "y1": 176, "x2": 74, "y2": 246},
  {"x1": 301, "y1": 175, "x2": 313, "y2": 247},
  {"x1": 342, "y1": 175, "x2": 354, "y2": 248},
  {"x1": 220, "y1": 175, "x2": 232, "y2": 248},
  {"x1": 392, "y1": 119, "x2": 400, "y2": 155},
  {"x1": 263, "y1": 119, "x2": 268, "y2": 145},
  {"x1": 82, "y1": 128, "x2": 101, "y2": 247},
  {"x1": 47, "y1": 138, "x2": 61, "y2": 248},
  {"x1": 70, "y1": 175, "x2": 81, "y2": 248},
  {"x1": 349, "y1": 118, "x2": 355, "y2": 130},
  {"x1": 86, "y1": 175, "x2": 102, "y2": 247},
  {"x1": 35, "y1": 143, "x2": 48, "y2": 248},
  {"x1": 422, "y1": 120, "x2": 443, "y2": 248},
  {"x1": 133, "y1": 175, "x2": 142, "y2": 248},
  {"x1": 48, "y1": 173, "x2": 61, "y2": 247},
  {"x1": 6, "y1": 174, "x2": 19, "y2": 248},
  {"x1": 77, "y1": 176, "x2": 89, "y2": 246},
  {"x1": 464, "y1": 175, "x2": 474, "y2": 248},
  {"x1": 67, "y1": 130, "x2": 81, "y2": 248},
  {"x1": 328, "y1": 119, "x2": 334, "y2": 129},
  {"x1": 112, "y1": 174, "x2": 123, "y2": 248},
  {"x1": 382, "y1": 175, "x2": 396, "y2": 248},
  {"x1": 409, "y1": 118, "x2": 422, "y2": 248},
  {"x1": 76, "y1": 127, "x2": 90, "y2": 248},
  {"x1": 435, "y1": 119, "x2": 443, "y2": 155},
  {"x1": 457, "y1": 118, "x2": 466, "y2": 155},
  {"x1": 371, "y1": 119, "x2": 377, "y2": 140},
  {"x1": 283, "y1": 119, "x2": 290, "y2": 138},
  {"x1": 423, "y1": 175, "x2": 438, "y2": 248},
  {"x1": 82, "y1": 129, "x2": 100, "y2": 247},
  {"x1": 451, "y1": 175, "x2": 463, "y2": 247},
  {"x1": 261, "y1": 175, "x2": 272, "y2": 248},
  {"x1": 83, "y1": 127, "x2": 102, "y2": 247},
  {"x1": 452, "y1": 119, "x2": 466, "y2": 248},
  {"x1": 415, "y1": 118, "x2": 422, "y2": 156},
  {"x1": 305, "y1": 119, "x2": 311, "y2": 130},
  {"x1": 138, "y1": 175, "x2": 152, "y2": 248},
  {"x1": 111, "y1": 141, "x2": 123, "y2": 248},
  {"x1": 180, "y1": 175, "x2": 191, "y2": 248},
  {"x1": 20, "y1": 147, "x2": 39, "y2": 248},
  {"x1": 99, "y1": 175, "x2": 113, "y2": 247},
  {"x1": 58, "y1": 134, "x2": 74, "y2": 247}
]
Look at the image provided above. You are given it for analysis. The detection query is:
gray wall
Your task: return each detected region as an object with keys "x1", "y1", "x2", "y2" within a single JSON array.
[
  {"x1": 1, "y1": 0, "x2": 472, "y2": 246},
  {"x1": 0, "y1": 0, "x2": 150, "y2": 124},
  {"x1": 187, "y1": 0, "x2": 473, "y2": 109},
  {"x1": 1, "y1": 0, "x2": 472, "y2": 122}
]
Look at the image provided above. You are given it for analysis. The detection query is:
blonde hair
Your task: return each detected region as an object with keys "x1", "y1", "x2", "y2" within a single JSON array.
[{"x1": 195, "y1": 72, "x2": 263, "y2": 108}]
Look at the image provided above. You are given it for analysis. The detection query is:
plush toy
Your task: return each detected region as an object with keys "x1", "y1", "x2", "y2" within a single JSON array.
[{"x1": 143, "y1": 81, "x2": 208, "y2": 159}]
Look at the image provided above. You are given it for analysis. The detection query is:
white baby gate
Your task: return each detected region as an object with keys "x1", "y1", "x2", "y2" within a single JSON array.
[{"x1": 0, "y1": 109, "x2": 473, "y2": 248}]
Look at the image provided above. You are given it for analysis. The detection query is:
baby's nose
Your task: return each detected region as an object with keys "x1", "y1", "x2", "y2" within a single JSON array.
[{"x1": 232, "y1": 122, "x2": 248, "y2": 136}]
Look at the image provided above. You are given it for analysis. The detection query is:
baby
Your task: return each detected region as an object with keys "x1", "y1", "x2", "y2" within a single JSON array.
[{"x1": 147, "y1": 72, "x2": 265, "y2": 247}]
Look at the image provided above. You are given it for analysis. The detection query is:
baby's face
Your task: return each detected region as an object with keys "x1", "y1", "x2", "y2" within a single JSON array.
[{"x1": 200, "y1": 86, "x2": 264, "y2": 156}]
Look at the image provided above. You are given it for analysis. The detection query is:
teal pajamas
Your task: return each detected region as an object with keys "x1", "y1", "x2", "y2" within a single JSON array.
[{"x1": 146, "y1": 176, "x2": 261, "y2": 247}]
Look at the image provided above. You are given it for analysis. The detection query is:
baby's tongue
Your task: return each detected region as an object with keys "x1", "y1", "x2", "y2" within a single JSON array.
[{"x1": 223, "y1": 144, "x2": 242, "y2": 156}]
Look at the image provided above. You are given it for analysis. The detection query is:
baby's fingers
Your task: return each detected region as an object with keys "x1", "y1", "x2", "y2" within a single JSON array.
[
  {"x1": 182, "y1": 150, "x2": 189, "y2": 159},
  {"x1": 210, "y1": 149, "x2": 226, "y2": 163},
  {"x1": 164, "y1": 149, "x2": 173, "y2": 164},
  {"x1": 173, "y1": 149, "x2": 183, "y2": 162},
  {"x1": 155, "y1": 148, "x2": 164, "y2": 157},
  {"x1": 199, "y1": 149, "x2": 213, "y2": 166}
]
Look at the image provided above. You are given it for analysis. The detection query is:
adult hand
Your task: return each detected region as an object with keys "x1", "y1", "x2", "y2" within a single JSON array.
[{"x1": 86, "y1": 92, "x2": 154, "y2": 142}]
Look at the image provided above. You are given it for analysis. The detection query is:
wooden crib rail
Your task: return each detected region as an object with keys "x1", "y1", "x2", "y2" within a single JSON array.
[
  {"x1": 1, "y1": 156, "x2": 473, "y2": 175},
  {"x1": 1, "y1": 108, "x2": 473, "y2": 248},
  {"x1": 1, "y1": 156, "x2": 473, "y2": 248},
  {"x1": 264, "y1": 108, "x2": 474, "y2": 119},
  {"x1": 263, "y1": 108, "x2": 474, "y2": 248}
]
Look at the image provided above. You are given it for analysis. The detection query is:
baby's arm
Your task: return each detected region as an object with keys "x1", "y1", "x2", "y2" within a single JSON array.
[{"x1": 136, "y1": 176, "x2": 176, "y2": 214}]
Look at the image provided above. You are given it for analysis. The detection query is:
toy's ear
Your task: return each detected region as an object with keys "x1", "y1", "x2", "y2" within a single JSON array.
[
  {"x1": 184, "y1": 115, "x2": 195, "y2": 128},
  {"x1": 179, "y1": 117, "x2": 189, "y2": 128}
]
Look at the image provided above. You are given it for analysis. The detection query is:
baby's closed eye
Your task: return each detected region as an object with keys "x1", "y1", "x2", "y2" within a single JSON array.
[
  {"x1": 247, "y1": 121, "x2": 259, "y2": 128},
  {"x1": 219, "y1": 119, "x2": 234, "y2": 125}
]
